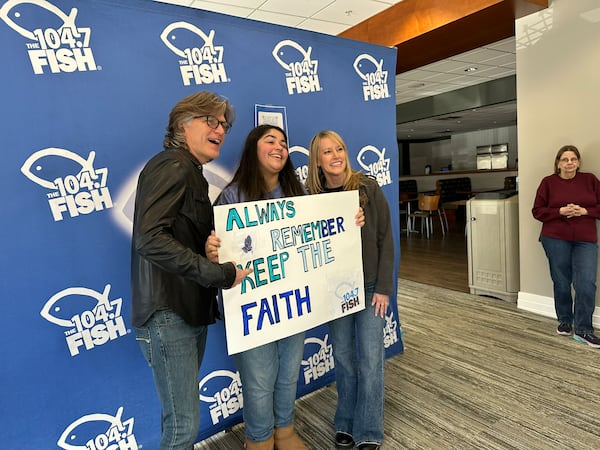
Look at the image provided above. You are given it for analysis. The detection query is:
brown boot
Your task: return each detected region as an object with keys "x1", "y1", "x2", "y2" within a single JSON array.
[
  {"x1": 274, "y1": 424, "x2": 308, "y2": 450},
  {"x1": 245, "y1": 435, "x2": 274, "y2": 450}
]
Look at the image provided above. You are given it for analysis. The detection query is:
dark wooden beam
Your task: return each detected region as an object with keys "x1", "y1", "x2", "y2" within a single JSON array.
[{"x1": 338, "y1": 0, "x2": 548, "y2": 74}]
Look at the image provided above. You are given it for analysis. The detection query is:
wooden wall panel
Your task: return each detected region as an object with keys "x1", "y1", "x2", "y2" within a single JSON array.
[{"x1": 338, "y1": 0, "x2": 548, "y2": 74}]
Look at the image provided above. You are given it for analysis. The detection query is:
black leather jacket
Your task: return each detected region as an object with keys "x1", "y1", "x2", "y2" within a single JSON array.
[{"x1": 130, "y1": 148, "x2": 236, "y2": 328}]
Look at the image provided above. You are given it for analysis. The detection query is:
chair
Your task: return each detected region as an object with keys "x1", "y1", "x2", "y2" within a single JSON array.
[
  {"x1": 408, "y1": 194, "x2": 444, "y2": 238},
  {"x1": 437, "y1": 204, "x2": 449, "y2": 235},
  {"x1": 399, "y1": 179, "x2": 419, "y2": 235}
]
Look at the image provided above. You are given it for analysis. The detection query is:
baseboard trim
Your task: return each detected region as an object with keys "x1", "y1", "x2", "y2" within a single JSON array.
[{"x1": 518, "y1": 291, "x2": 600, "y2": 328}]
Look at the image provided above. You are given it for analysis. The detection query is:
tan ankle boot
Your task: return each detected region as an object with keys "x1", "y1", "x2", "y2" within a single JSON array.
[
  {"x1": 245, "y1": 435, "x2": 274, "y2": 450},
  {"x1": 274, "y1": 424, "x2": 308, "y2": 450}
]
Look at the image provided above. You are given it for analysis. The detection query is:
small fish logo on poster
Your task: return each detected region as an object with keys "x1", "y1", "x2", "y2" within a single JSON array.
[
  {"x1": 301, "y1": 335, "x2": 334, "y2": 384},
  {"x1": 160, "y1": 21, "x2": 229, "y2": 86},
  {"x1": 357, "y1": 145, "x2": 391, "y2": 187},
  {"x1": 335, "y1": 281, "x2": 360, "y2": 315},
  {"x1": 199, "y1": 369, "x2": 243, "y2": 425},
  {"x1": 353, "y1": 53, "x2": 389, "y2": 101},
  {"x1": 272, "y1": 39, "x2": 321, "y2": 95},
  {"x1": 0, "y1": 0, "x2": 98, "y2": 74},
  {"x1": 20, "y1": 146, "x2": 113, "y2": 221},
  {"x1": 57, "y1": 406, "x2": 138, "y2": 450},
  {"x1": 384, "y1": 311, "x2": 399, "y2": 349},
  {"x1": 40, "y1": 284, "x2": 128, "y2": 356}
]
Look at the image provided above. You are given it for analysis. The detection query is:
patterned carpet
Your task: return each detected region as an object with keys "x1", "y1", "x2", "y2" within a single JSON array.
[{"x1": 196, "y1": 279, "x2": 600, "y2": 449}]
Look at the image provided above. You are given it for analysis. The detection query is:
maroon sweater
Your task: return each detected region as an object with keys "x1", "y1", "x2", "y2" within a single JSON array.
[{"x1": 532, "y1": 172, "x2": 600, "y2": 243}]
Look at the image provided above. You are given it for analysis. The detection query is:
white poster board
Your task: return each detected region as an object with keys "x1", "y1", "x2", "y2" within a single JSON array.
[{"x1": 214, "y1": 191, "x2": 365, "y2": 354}]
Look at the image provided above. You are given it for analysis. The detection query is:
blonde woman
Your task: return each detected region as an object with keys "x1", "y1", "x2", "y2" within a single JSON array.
[{"x1": 306, "y1": 130, "x2": 394, "y2": 450}]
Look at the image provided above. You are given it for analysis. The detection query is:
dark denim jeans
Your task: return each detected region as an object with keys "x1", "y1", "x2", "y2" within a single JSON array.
[
  {"x1": 328, "y1": 282, "x2": 384, "y2": 446},
  {"x1": 135, "y1": 309, "x2": 207, "y2": 450},
  {"x1": 541, "y1": 236, "x2": 598, "y2": 334}
]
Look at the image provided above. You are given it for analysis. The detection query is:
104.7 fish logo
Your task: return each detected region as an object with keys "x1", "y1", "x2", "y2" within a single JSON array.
[
  {"x1": 57, "y1": 406, "x2": 138, "y2": 450},
  {"x1": 40, "y1": 284, "x2": 127, "y2": 357},
  {"x1": 0, "y1": 0, "x2": 98, "y2": 74},
  {"x1": 160, "y1": 21, "x2": 228, "y2": 86},
  {"x1": 21, "y1": 147, "x2": 113, "y2": 221}
]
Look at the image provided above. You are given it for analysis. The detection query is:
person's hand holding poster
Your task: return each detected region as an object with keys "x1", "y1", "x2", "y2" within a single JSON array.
[{"x1": 213, "y1": 190, "x2": 365, "y2": 354}]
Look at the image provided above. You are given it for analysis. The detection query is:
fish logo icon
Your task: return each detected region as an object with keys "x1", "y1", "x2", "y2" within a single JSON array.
[
  {"x1": 198, "y1": 369, "x2": 241, "y2": 403},
  {"x1": 289, "y1": 145, "x2": 308, "y2": 159},
  {"x1": 353, "y1": 53, "x2": 389, "y2": 101},
  {"x1": 57, "y1": 406, "x2": 134, "y2": 450},
  {"x1": 353, "y1": 53, "x2": 384, "y2": 82},
  {"x1": 289, "y1": 145, "x2": 309, "y2": 184},
  {"x1": 21, "y1": 147, "x2": 96, "y2": 190},
  {"x1": 272, "y1": 39, "x2": 312, "y2": 71},
  {"x1": 160, "y1": 21, "x2": 215, "y2": 58},
  {"x1": 0, "y1": 0, "x2": 79, "y2": 40},
  {"x1": 301, "y1": 335, "x2": 331, "y2": 368},
  {"x1": 385, "y1": 312, "x2": 397, "y2": 333},
  {"x1": 40, "y1": 284, "x2": 113, "y2": 328},
  {"x1": 334, "y1": 281, "x2": 357, "y2": 301},
  {"x1": 272, "y1": 39, "x2": 321, "y2": 95},
  {"x1": 301, "y1": 334, "x2": 334, "y2": 384},
  {"x1": 357, "y1": 145, "x2": 386, "y2": 173}
]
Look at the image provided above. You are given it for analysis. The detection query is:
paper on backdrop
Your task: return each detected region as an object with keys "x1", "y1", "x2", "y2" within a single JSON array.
[{"x1": 214, "y1": 191, "x2": 365, "y2": 354}]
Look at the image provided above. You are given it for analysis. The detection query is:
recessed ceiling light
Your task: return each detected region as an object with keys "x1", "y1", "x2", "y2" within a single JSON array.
[{"x1": 465, "y1": 67, "x2": 478, "y2": 72}]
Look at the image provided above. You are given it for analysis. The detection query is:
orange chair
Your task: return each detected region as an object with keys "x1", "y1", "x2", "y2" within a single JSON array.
[{"x1": 408, "y1": 194, "x2": 444, "y2": 238}]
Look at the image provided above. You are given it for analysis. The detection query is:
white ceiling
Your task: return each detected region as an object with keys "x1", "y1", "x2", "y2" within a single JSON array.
[{"x1": 153, "y1": 0, "x2": 517, "y2": 139}]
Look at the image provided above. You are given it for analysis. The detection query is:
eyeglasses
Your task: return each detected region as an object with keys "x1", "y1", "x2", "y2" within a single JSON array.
[
  {"x1": 559, "y1": 157, "x2": 579, "y2": 163},
  {"x1": 194, "y1": 115, "x2": 231, "y2": 134}
]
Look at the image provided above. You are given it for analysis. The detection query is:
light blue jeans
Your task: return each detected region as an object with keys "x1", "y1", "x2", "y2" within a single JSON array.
[
  {"x1": 541, "y1": 236, "x2": 598, "y2": 334},
  {"x1": 329, "y1": 282, "x2": 384, "y2": 446},
  {"x1": 233, "y1": 332, "x2": 306, "y2": 442},
  {"x1": 135, "y1": 309, "x2": 207, "y2": 450}
]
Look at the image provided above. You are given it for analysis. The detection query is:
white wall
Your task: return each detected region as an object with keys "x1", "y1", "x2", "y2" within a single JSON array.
[{"x1": 517, "y1": 0, "x2": 600, "y2": 323}]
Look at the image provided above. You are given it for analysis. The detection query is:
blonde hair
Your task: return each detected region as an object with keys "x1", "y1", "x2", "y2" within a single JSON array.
[{"x1": 307, "y1": 130, "x2": 368, "y2": 206}]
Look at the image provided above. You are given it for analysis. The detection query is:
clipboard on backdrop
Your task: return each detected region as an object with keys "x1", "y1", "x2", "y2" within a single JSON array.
[{"x1": 255, "y1": 104, "x2": 288, "y2": 137}]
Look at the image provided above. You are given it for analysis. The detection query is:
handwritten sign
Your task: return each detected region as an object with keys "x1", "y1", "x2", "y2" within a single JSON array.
[{"x1": 214, "y1": 190, "x2": 365, "y2": 354}]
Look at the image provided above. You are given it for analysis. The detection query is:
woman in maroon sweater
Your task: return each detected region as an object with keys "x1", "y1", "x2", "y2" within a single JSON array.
[{"x1": 533, "y1": 145, "x2": 600, "y2": 348}]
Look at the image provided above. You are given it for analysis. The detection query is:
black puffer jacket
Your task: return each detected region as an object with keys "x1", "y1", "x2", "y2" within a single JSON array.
[{"x1": 130, "y1": 148, "x2": 236, "y2": 328}]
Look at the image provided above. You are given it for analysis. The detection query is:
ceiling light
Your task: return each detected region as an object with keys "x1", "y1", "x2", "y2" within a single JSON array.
[{"x1": 465, "y1": 67, "x2": 478, "y2": 72}]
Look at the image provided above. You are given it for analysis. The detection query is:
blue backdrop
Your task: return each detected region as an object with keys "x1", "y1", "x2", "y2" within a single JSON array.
[{"x1": 0, "y1": 0, "x2": 402, "y2": 448}]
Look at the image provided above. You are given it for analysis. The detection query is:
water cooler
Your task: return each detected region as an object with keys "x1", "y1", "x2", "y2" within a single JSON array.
[{"x1": 467, "y1": 192, "x2": 519, "y2": 302}]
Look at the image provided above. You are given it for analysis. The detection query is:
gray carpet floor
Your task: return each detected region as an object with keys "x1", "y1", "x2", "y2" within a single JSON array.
[{"x1": 195, "y1": 279, "x2": 600, "y2": 449}]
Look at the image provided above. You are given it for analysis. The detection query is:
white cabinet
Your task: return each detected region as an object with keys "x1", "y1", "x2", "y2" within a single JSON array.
[{"x1": 467, "y1": 194, "x2": 519, "y2": 302}]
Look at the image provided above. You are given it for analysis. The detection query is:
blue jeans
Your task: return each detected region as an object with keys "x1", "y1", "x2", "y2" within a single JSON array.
[
  {"x1": 135, "y1": 309, "x2": 208, "y2": 450},
  {"x1": 329, "y1": 282, "x2": 384, "y2": 446},
  {"x1": 541, "y1": 236, "x2": 598, "y2": 334},
  {"x1": 233, "y1": 332, "x2": 305, "y2": 442}
]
